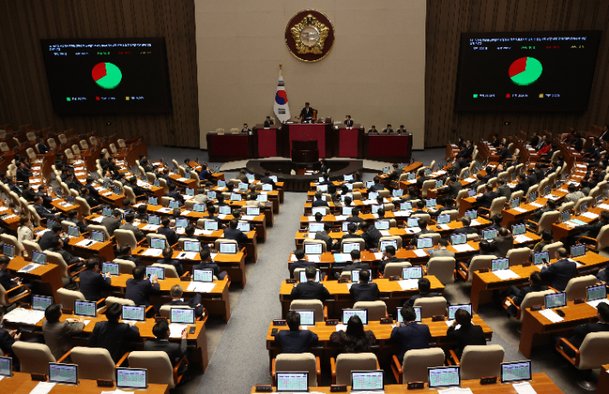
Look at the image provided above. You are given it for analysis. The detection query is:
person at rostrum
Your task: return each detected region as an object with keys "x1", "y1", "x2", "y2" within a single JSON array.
[
  {"x1": 78, "y1": 257, "x2": 112, "y2": 301},
  {"x1": 125, "y1": 265, "x2": 160, "y2": 306},
  {"x1": 274, "y1": 310, "x2": 319, "y2": 353},
  {"x1": 349, "y1": 269, "x2": 380, "y2": 302},
  {"x1": 299, "y1": 102, "x2": 315, "y2": 122},
  {"x1": 390, "y1": 306, "x2": 432, "y2": 360},
  {"x1": 89, "y1": 303, "x2": 141, "y2": 362},
  {"x1": 291, "y1": 266, "x2": 330, "y2": 301},
  {"x1": 329, "y1": 315, "x2": 376, "y2": 355},
  {"x1": 446, "y1": 309, "x2": 486, "y2": 357}
]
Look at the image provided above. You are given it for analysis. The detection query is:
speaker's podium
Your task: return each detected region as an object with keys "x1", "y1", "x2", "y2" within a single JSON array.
[{"x1": 291, "y1": 140, "x2": 319, "y2": 165}]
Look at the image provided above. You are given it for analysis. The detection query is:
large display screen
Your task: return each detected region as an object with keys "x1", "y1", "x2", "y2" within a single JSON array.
[
  {"x1": 455, "y1": 31, "x2": 600, "y2": 112},
  {"x1": 41, "y1": 38, "x2": 172, "y2": 115}
]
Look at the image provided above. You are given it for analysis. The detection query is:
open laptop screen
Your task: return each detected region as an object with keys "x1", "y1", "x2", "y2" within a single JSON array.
[
  {"x1": 0, "y1": 356, "x2": 12, "y2": 377},
  {"x1": 292, "y1": 309, "x2": 315, "y2": 326},
  {"x1": 32, "y1": 294, "x2": 53, "y2": 311},
  {"x1": 276, "y1": 372, "x2": 308, "y2": 392},
  {"x1": 116, "y1": 367, "x2": 147, "y2": 389},
  {"x1": 102, "y1": 262, "x2": 119, "y2": 275},
  {"x1": 544, "y1": 292, "x2": 567, "y2": 309},
  {"x1": 193, "y1": 269, "x2": 214, "y2": 283},
  {"x1": 428, "y1": 366, "x2": 460, "y2": 388},
  {"x1": 587, "y1": 284, "x2": 607, "y2": 301},
  {"x1": 74, "y1": 300, "x2": 97, "y2": 318},
  {"x1": 342, "y1": 309, "x2": 368, "y2": 325},
  {"x1": 351, "y1": 370, "x2": 384, "y2": 391},
  {"x1": 501, "y1": 360, "x2": 532, "y2": 383},
  {"x1": 48, "y1": 363, "x2": 78, "y2": 385},
  {"x1": 170, "y1": 308, "x2": 195, "y2": 324},
  {"x1": 122, "y1": 305, "x2": 146, "y2": 322},
  {"x1": 448, "y1": 304, "x2": 472, "y2": 320}
]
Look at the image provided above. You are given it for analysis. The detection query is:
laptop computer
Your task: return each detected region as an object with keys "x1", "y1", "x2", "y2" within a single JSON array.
[
  {"x1": 116, "y1": 367, "x2": 148, "y2": 390},
  {"x1": 175, "y1": 218, "x2": 189, "y2": 229},
  {"x1": 416, "y1": 238, "x2": 433, "y2": 249},
  {"x1": 2, "y1": 244, "x2": 14, "y2": 258},
  {"x1": 351, "y1": 269, "x2": 361, "y2": 283},
  {"x1": 587, "y1": 284, "x2": 607, "y2": 302},
  {"x1": 396, "y1": 306, "x2": 422, "y2": 323},
  {"x1": 0, "y1": 356, "x2": 12, "y2": 377},
  {"x1": 148, "y1": 197, "x2": 158, "y2": 206},
  {"x1": 193, "y1": 268, "x2": 214, "y2": 283},
  {"x1": 407, "y1": 218, "x2": 419, "y2": 228},
  {"x1": 219, "y1": 242, "x2": 237, "y2": 254},
  {"x1": 219, "y1": 205, "x2": 232, "y2": 215},
  {"x1": 375, "y1": 220, "x2": 390, "y2": 230},
  {"x1": 491, "y1": 258, "x2": 510, "y2": 272},
  {"x1": 276, "y1": 371, "x2": 308, "y2": 392},
  {"x1": 32, "y1": 294, "x2": 53, "y2": 311},
  {"x1": 237, "y1": 221, "x2": 251, "y2": 232},
  {"x1": 48, "y1": 362, "x2": 78, "y2": 385},
  {"x1": 570, "y1": 244, "x2": 586, "y2": 258},
  {"x1": 402, "y1": 266, "x2": 423, "y2": 279},
  {"x1": 91, "y1": 230, "x2": 105, "y2": 242},
  {"x1": 32, "y1": 250, "x2": 47, "y2": 265},
  {"x1": 437, "y1": 214, "x2": 451, "y2": 225},
  {"x1": 204, "y1": 220, "x2": 219, "y2": 231},
  {"x1": 501, "y1": 360, "x2": 532, "y2": 383},
  {"x1": 122, "y1": 305, "x2": 146, "y2": 322},
  {"x1": 428, "y1": 366, "x2": 460, "y2": 388},
  {"x1": 351, "y1": 370, "x2": 384, "y2": 392},
  {"x1": 342, "y1": 309, "x2": 368, "y2": 325},
  {"x1": 308, "y1": 222, "x2": 324, "y2": 233},
  {"x1": 544, "y1": 292, "x2": 567, "y2": 309},
  {"x1": 299, "y1": 270, "x2": 321, "y2": 283},
  {"x1": 304, "y1": 243, "x2": 322, "y2": 255},
  {"x1": 379, "y1": 239, "x2": 398, "y2": 252},
  {"x1": 74, "y1": 300, "x2": 97, "y2": 318},
  {"x1": 148, "y1": 215, "x2": 161, "y2": 225},
  {"x1": 146, "y1": 266, "x2": 165, "y2": 280},
  {"x1": 102, "y1": 262, "x2": 119, "y2": 276},
  {"x1": 450, "y1": 233, "x2": 467, "y2": 245},
  {"x1": 447, "y1": 304, "x2": 472, "y2": 320},
  {"x1": 512, "y1": 224, "x2": 526, "y2": 236},
  {"x1": 150, "y1": 238, "x2": 166, "y2": 250},
  {"x1": 170, "y1": 308, "x2": 195, "y2": 324},
  {"x1": 533, "y1": 251, "x2": 549, "y2": 265},
  {"x1": 67, "y1": 225, "x2": 80, "y2": 238},
  {"x1": 292, "y1": 309, "x2": 315, "y2": 326},
  {"x1": 183, "y1": 240, "x2": 200, "y2": 252},
  {"x1": 342, "y1": 242, "x2": 361, "y2": 254},
  {"x1": 482, "y1": 229, "x2": 498, "y2": 240}
]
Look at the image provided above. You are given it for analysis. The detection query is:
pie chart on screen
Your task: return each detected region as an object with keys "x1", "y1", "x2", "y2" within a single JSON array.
[
  {"x1": 92, "y1": 62, "x2": 122, "y2": 89},
  {"x1": 508, "y1": 57, "x2": 543, "y2": 86}
]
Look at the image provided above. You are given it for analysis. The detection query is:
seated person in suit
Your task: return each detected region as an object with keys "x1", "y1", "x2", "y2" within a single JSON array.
[
  {"x1": 241, "y1": 123, "x2": 251, "y2": 133},
  {"x1": 382, "y1": 124, "x2": 394, "y2": 134},
  {"x1": 48, "y1": 237, "x2": 82, "y2": 266},
  {"x1": 540, "y1": 247, "x2": 578, "y2": 291},
  {"x1": 446, "y1": 309, "x2": 486, "y2": 357},
  {"x1": 89, "y1": 303, "x2": 141, "y2": 362},
  {"x1": 314, "y1": 223, "x2": 336, "y2": 251},
  {"x1": 349, "y1": 270, "x2": 380, "y2": 302},
  {"x1": 380, "y1": 245, "x2": 403, "y2": 274},
  {"x1": 430, "y1": 238, "x2": 455, "y2": 258},
  {"x1": 342, "y1": 250, "x2": 371, "y2": 272},
  {"x1": 144, "y1": 319, "x2": 188, "y2": 368},
  {"x1": 165, "y1": 284, "x2": 204, "y2": 318},
  {"x1": 506, "y1": 272, "x2": 547, "y2": 317},
  {"x1": 42, "y1": 304, "x2": 85, "y2": 359},
  {"x1": 119, "y1": 212, "x2": 145, "y2": 241},
  {"x1": 125, "y1": 265, "x2": 160, "y2": 306},
  {"x1": 289, "y1": 248, "x2": 316, "y2": 277},
  {"x1": 532, "y1": 231, "x2": 553, "y2": 253},
  {"x1": 564, "y1": 183, "x2": 586, "y2": 204},
  {"x1": 274, "y1": 310, "x2": 319, "y2": 353},
  {"x1": 494, "y1": 227, "x2": 513, "y2": 257},
  {"x1": 223, "y1": 219, "x2": 248, "y2": 246},
  {"x1": 0, "y1": 256, "x2": 26, "y2": 295},
  {"x1": 329, "y1": 315, "x2": 376, "y2": 355},
  {"x1": 79, "y1": 257, "x2": 111, "y2": 301},
  {"x1": 156, "y1": 247, "x2": 184, "y2": 277},
  {"x1": 263, "y1": 116, "x2": 274, "y2": 128},
  {"x1": 368, "y1": 176, "x2": 384, "y2": 192},
  {"x1": 341, "y1": 222, "x2": 361, "y2": 241},
  {"x1": 158, "y1": 217, "x2": 179, "y2": 246},
  {"x1": 410, "y1": 218, "x2": 432, "y2": 246},
  {"x1": 407, "y1": 278, "x2": 442, "y2": 306},
  {"x1": 390, "y1": 306, "x2": 432, "y2": 360},
  {"x1": 101, "y1": 209, "x2": 122, "y2": 236},
  {"x1": 38, "y1": 224, "x2": 62, "y2": 250},
  {"x1": 346, "y1": 207, "x2": 363, "y2": 223},
  {"x1": 193, "y1": 249, "x2": 227, "y2": 280},
  {"x1": 476, "y1": 184, "x2": 498, "y2": 209},
  {"x1": 291, "y1": 266, "x2": 330, "y2": 301},
  {"x1": 453, "y1": 217, "x2": 479, "y2": 237},
  {"x1": 361, "y1": 221, "x2": 382, "y2": 250},
  {"x1": 312, "y1": 192, "x2": 329, "y2": 207},
  {"x1": 116, "y1": 246, "x2": 138, "y2": 262},
  {"x1": 566, "y1": 302, "x2": 609, "y2": 348}
]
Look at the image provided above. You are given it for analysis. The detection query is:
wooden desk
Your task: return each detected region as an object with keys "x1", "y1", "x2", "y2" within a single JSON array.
[
  {"x1": 109, "y1": 275, "x2": 231, "y2": 322},
  {"x1": 8, "y1": 256, "x2": 63, "y2": 299},
  {"x1": 0, "y1": 204, "x2": 19, "y2": 232},
  {"x1": 470, "y1": 251, "x2": 609, "y2": 311},
  {"x1": 519, "y1": 299, "x2": 604, "y2": 358},
  {"x1": 50, "y1": 199, "x2": 79, "y2": 214},
  {"x1": 278, "y1": 277, "x2": 445, "y2": 318},
  {"x1": 0, "y1": 372, "x2": 169, "y2": 393},
  {"x1": 250, "y1": 373, "x2": 561, "y2": 393},
  {"x1": 66, "y1": 236, "x2": 115, "y2": 261}
]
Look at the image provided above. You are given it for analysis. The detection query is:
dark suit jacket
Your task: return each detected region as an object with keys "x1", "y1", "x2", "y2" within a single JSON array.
[
  {"x1": 477, "y1": 191, "x2": 498, "y2": 208},
  {"x1": 89, "y1": 321, "x2": 140, "y2": 362},
  {"x1": 158, "y1": 226, "x2": 179, "y2": 246},
  {"x1": 391, "y1": 322, "x2": 432, "y2": 360},
  {"x1": 125, "y1": 278, "x2": 160, "y2": 306},
  {"x1": 300, "y1": 106, "x2": 314, "y2": 120},
  {"x1": 143, "y1": 338, "x2": 186, "y2": 365},
  {"x1": 156, "y1": 258, "x2": 184, "y2": 276},
  {"x1": 363, "y1": 227, "x2": 382, "y2": 249},
  {"x1": 119, "y1": 223, "x2": 145, "y2": 241},
  {"x1": 350, "y1": 282, "x2": 380, "y2": 302},
  {"x1": 79, "y1": 269, "x2": 111, "y2": 301},
  {"x1": 447, "y1": 323, "x2": 486, "y2": 357},
  {"x1": 344, "y1": 119, "x2": 354, "y2": 127},
  {"x1": 193, "y1": 261, "x2": 221, "y2": 278},
  {"x1": 289, "y1": 259, "x2": 317, "y2": 277},
  {"x1": 274, "y1": 330, "x2": 319, "y2": 353},
  {"x1": 312, "y1": 199, "x2": 329, "y2": 207},
  {"x1": 568, "y1": 322, "x2": 609, "y2": 348},
  {"x1": 315, "y1": 231, "x2": 333, "y2": 250},
  {"x1": 291, "y1": 281, "x2": 330, "y2": 301},
  {"x1": 0, "y1": 270, "x2": 17, "y2": 291},
  {"x1": 541, "y1": 259, "x2": 578, "y2": 291},
  {"x1": 43, "y1": 320, "x2": 85, "y2": 359},
  {"x1": 495, "y1": 235, "x2": 513, "y2": 257},
  {"x1": 101, "y1": 216, "x2": 121, "y2": 235},
  {"x1": 223, "y1": 227, "x2": 248, "y2": 245}
]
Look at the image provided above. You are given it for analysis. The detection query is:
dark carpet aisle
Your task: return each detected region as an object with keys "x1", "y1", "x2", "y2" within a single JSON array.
[{"x1": 177, "y1": 192, "x2": 307, "y2": 393}]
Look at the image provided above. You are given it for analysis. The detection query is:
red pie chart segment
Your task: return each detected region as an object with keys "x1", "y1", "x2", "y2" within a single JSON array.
[{"x1": 508, "y1": 57, "x2": 528, "y2": 77}]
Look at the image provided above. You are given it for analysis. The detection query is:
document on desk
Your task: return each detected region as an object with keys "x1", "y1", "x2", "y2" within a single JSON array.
[
  {"x1": 334, "y1": 215, "x2": 348, "y2": 221},
  {"x1": 405, "y1": 227, "x2": 421, "y2": 234},
  {"x1": 241, "y1": 215, "x2": 256, "y2": 221},
  {"x1": 598, "y1": 203, "x2": 609, "y2": 211},
  {"x1": 464, "y1": 177, "x2": 477, "y2": 183},
  {"x1": 398, "y1": 279, "x2": 419, "y2": 290},
  {"x1": 438, "y1": 387, "x2": 473, "y2": 394},
  {"x1": 187, "y1": 282, "x2": 216, "y2": 293},
  {"x1": 529, "y1": 202, "x2": 543, "y2": 208},
  {"x1": 157, "y1": 207, "x2": 173, "y2": 213},
  {"x1": 306, "y1": 255, "x2": 321, "y2": 263},
  {"x1": 581, "y1": 211, "x2": 599, "y2": 219},
  {"x1": 587, "y1": 299, "x2": 609, "y2": 308},
  {"x1": 142, "y1": 224, "x2": 160, "y2": 231},
  {"x1": 452, "y1": 244, "x2": 475, "y2": 253},
  {"x1": 514, "y1": 235, "x2": 532, "y2": 244},
  {"x1": 413, "y1": 249, "x2": 428, "y2": 257},
  {"x1": 217, "y1": 214, "x2": 229, "y2": 220},
  {"x1": 178, "y1": 252, "x2": 198, "y2": 260},
  {"x1": 3, "y1": 308, "x2": 45, "y2": 325},
  {"x1": 380, "y1": 230, "x2": 391, "y2": 236},
  {"x1": 181, "y1": 210, "x2": 191, "y2": 215},
  {"x1": 513, "y1": 207, "x2": 528, "y2": 213},
  {"x1": 30, "y1": 382, "x2": 56, "y2": 394},
  {"x1": 142, "y1": 248, "x2": 163, "y2": 257},
  {"x1": 470, "y1": 219, "x2": 481, "y2": 226},
  {"x1": 102, "y1": 390, "x2": 134, "y2": 394},
  {"x1": 512, "y1": 381, "x2": 537, "y2": 394},
  {"x1": 18, "y1": 263, "x2": 41, "y2": 273},
  {"x1": 393, "y1": 211, "x2": 411, "y2": 217},
  {"x1": 493, "y1": 269, "x2": 520, "y2": 281},
  {"x1": 539, "y1": 308, "x2": 564, "y2": 323},
  {"x1": 335, "y1": 323, "x2": 347, "y2": 332},
  {"x1": 76, "y1": 239, "x2": 97, "y2": 248},
  {"x1": 437, "y1": 224, "x2": 451, "y2": 230},
  {"x1": 373, "y1": 252, "x2": 384, "y2": 260},
  {"x1": 169, "y1": 323, "x2": 189, "y2": 338}
]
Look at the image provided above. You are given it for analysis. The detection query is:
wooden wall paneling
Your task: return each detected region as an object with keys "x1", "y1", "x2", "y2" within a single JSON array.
[
  {"x1": 426, "y1": 0, "x2": 609, "y2": 147},
  {"x1": 0, "y1": 0, "x2": 199, "y2": 148}
]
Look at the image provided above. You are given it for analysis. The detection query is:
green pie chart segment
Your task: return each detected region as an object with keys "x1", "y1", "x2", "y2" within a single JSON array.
[
  {"x1": 92, "y1": 62, "x2": 122, "y2": 89},
  {"x1": 508, "y1": 57, "x2": 543, "y2": 86}
]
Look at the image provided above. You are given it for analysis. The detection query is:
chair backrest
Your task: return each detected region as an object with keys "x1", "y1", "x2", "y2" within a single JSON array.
[
  {"x1": 275, "y1": 353, "x2": 318, "y2": 386},
  {"x1": 70, "y1": 346, "x2": 115, "y2": 381},
  {"x1": 506, "y1": 247, "x2": 531, "y2": 266},
  {"x1": 123, "y1": 186, "x2": 137, "y2": 205},
  {"x1": 383, "y1": 261, "x2": 412, "y2": 277},
  {"x1": 578, "y1": 332, "x2": 609, "y2": 369},
  {"x1": 152, "y1": 263, "x2": 179, "y2": 278},
  {"x1": 12, "y1": 342, "x2": 55, "y2": 374},
  {"x1": 466, "y1": 255, "x2": 497, "y2": 281},
  {"x1": 117, "y1": 138, "x2": 126, "y2": 149},
  {"x1": 519, "y1": 290, "x2": 555, "y2": 321},
  {"x1": 57, "y1": 288, "x2": 85, "y2": 313},
  {"x1": 538, "y1": 211, "x2": 560, "y2": 233},
  {"x1": 44, "y1": 250, "x2": 69, "y2": 281},
  {"x1": 427, "y1": 257, "x2": 456, "y2": 285},
  {"x1": 402, "y1": 347, "x2": 446, "y2": 383},
  {"x1": 413, "y1": 296, "x2": 448, "y2": 318},
  {"x1": 87, "y1": 224, "x2": 110, "y2": 240},
  {"x1": 79, "y1": 139, "x2": 89, "y2": 150},
  {"x1": 353, "y1": 300, "x2": 387, "y2": 321},
  {"x1": 128, "y1": 351, "x2": 175, "y2": 388},
  {"x1": 541, "y1": 241, "x2": 563, "y2": 259},
  {"x1": 105, "y1": 296, "x2": 135, "y2": 306},
  {"x1": 565, "y1": 275, "x2": 598, "y2": 301},
  {"x1": 290, "y1": 299, "x2": 324, "y2": 322},
  {"x1": 421, "y1": 180, "x2": 436, "y2": 198},
  {"x1": 114, "y1": 229, "x2": 138, "y2": 250},
  {"x1": 574, "y1": 196, "x2": 593, "y2": 213},
  {"x1": 22, "y1": 239, "x2": 42, "y2": 257},
  {"x1": 559, "y1": 201, "x2": 574, "y2": 213},
  {"x1": 597, "y1": 224, "x2": 609, "y2": 251},
  {"x1": 47, "y1": 138, "x2": 57, "y2": 150},
  {"x1": 489, "y1": 196, "x2": 507, "y2": 216},
  {"x1": 460, "y1": 344, "x2": 505, "y2": 380},
  {"x1": 26, "y1": 147, "x2": 37, "y2": 160},
  {"x1": 335, "y1": 353, "x2": 378, "y2": 385},
  {"x1": 113, "y1": 258, "x2": 136, "y2": 274},
  {"x1": 0, "y1": 234, "x2": 24, "y2": 256}
]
